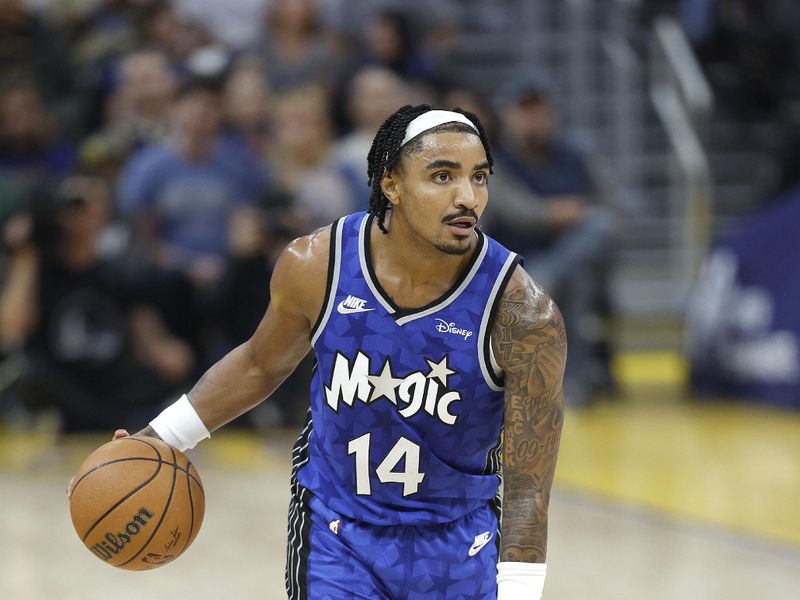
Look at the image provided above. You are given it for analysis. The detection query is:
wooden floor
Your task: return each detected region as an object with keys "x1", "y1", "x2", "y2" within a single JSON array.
[{"x1": 1, "y1": 392, "x2": 799, "y2": 599}]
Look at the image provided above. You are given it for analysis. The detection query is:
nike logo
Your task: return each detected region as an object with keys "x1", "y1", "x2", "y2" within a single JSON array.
[
  {"x1": 337, "y1": 295, "x2": 375, "y2": 314},
  {"x1": 468, "y1": 531, "x2": 493, "y2": 556}
]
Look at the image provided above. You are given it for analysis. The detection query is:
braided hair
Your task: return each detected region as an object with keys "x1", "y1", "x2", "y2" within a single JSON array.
[{"x1": 366, "y1": 104, "x2": 494, "y2": 233}]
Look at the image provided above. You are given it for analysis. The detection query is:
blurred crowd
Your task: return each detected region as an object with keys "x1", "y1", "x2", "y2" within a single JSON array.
[{"x1": 0, "y1": 0, "x2": 615, "y2": 432}]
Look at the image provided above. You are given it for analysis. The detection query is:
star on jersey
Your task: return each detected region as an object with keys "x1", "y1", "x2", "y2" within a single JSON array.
[
  {"x1": 425, "y1": 356, "x2": 455, "y2": 387},
  {"x1": 368, "y1": 359, "x2": 403, "y2": 405}
]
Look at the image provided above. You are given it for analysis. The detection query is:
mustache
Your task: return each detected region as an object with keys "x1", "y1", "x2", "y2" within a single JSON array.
[{"x1": 442, "y1": 209, "x2": 479, "y2": 224}]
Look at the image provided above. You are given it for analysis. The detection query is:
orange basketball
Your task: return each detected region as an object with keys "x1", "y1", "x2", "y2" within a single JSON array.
[{"x1": 69, "y1": 435, "x2": 205, "y2": 570}]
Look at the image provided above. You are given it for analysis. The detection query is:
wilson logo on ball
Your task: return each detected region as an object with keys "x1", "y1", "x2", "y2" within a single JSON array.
[
  {"x1": 70, "y1": 436, "x2": 205, "y2": 570},
  {"x1": 89, "y1": 507, "x2": 155, "y2": 561}
]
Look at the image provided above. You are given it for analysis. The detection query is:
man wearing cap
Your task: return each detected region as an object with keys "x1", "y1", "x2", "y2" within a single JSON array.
[
  {"x1": 487, "y1": 76, "x2": 614, "y2": 408},
  {"x1": 71, "y1": 104, "x2": 564, "y2": 599}
]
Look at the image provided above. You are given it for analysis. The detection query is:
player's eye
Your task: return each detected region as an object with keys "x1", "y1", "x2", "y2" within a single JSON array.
[
  {"x1": 473, "y1": 172, "x2": 488, "y2": 185},
  {"x1": 433, "y1": 172, "x2": 452, "y2": 183}
]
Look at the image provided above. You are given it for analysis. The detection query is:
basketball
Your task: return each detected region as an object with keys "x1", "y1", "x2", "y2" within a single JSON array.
[{"x1": 69, "y1": 435, "x2": 205, "y2": 570}]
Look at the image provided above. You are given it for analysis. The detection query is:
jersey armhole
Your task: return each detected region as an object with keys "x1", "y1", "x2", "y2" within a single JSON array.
[
  {"x1": 478, "y1": 253, "x2": 522, "y2": 391},
  {"x1": 309, "y1": 218, "x2": 344, "y2": 347}
]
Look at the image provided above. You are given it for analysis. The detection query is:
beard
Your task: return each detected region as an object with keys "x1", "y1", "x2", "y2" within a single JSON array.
[{"x1": 432, "y1": 236, "x2": 472, "y2": 255}]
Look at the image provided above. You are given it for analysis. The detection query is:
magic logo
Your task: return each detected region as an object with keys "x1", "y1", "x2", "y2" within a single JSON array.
[{"x1": 324, "y1": 351, "x2": 461, "y2": 425}]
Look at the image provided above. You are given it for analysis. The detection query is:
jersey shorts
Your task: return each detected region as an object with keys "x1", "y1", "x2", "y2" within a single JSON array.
[{"x1": 286, "y1": 487, "x2": 500, "y2": 599}]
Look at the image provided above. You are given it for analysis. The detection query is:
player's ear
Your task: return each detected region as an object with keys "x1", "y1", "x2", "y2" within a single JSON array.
[{"x1": 380, "y1": 168, "x2": 401, "y2": 207}]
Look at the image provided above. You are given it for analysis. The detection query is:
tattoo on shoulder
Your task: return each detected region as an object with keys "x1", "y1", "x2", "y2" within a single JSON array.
[
  {"x1": 493, "y1": 275, "x2": 566, "y2": 562},
  {"x1": 494, "y1": 280, "x2": 567, "y2": 369}
]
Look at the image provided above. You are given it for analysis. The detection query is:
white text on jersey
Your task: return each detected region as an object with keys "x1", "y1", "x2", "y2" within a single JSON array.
[
  {"x1": 324, "y1": 351, "x2": 461, "y2": 426},
  {"x1": 434, "y1": 318, "x2": 474, "y2": 340}
]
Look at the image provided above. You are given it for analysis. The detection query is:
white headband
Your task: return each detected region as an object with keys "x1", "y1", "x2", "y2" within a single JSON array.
[{"x1": 400, "y1": 110, "x2": 479, "y2": 146}]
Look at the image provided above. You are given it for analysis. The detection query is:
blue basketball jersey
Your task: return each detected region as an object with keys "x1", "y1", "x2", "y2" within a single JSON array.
[{"x1": 293, "y1": 212, "x2": 520, "y2": 526}]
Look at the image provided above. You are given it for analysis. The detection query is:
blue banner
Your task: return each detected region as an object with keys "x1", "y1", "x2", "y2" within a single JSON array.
[{"x1": 687, "y1": 187, "x2": 800, "y2": 408}]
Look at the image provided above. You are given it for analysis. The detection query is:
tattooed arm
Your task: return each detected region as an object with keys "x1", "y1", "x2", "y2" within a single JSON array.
[{"x1": 492, "y1": 266, "x2": 566, "y2": 563}]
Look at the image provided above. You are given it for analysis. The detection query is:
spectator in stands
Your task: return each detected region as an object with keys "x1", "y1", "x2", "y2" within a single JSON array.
[
  {"x1": 0, "y1": 176, "x2": 195, "y2": 432},
  {"x1": 66, "y1": 0, "x2": 147, "y2": 134},
  {"x1": 268, "y1": 84, "x2": 351, "y2": 232},
  {"x1": 68, "y1": 0, "x2": 143, "y2": 65},
  {"x1": 80, "y1": 49, "x2": 177, "y2": 178},
  {"x1": 0, "y1": 0, "x2": 80, "y2": 135},
  {"x1": 210, "y1": 197, "x2": 311, "y2": 428},
  {"x1": 0, "y1": 83, "x2": 76, "y2": 195},
  {"x1": 487, "y1": 75, "x2": 614, "y2": 406},
  {"x1": 140, "y1": 0, "x2": 222, "y2": 77},
  {"x1": 247, "y1": 0, "x2": 340, "y2": 91},
  {"x1": 223, "y1": 58, "x2": 272, "y2": 160},
  {"x1": 358, "y1": 9, "x2": 436, "y2": 84},
  {"x1": 333, "y1": 66, "x2": 409, "y2": 212},
  {"x1": 117, "y1": 77, "x2": 270, "y2": 290},
  {"x1": 211, "y1": 205, "x2": 272, "y2": 349}
]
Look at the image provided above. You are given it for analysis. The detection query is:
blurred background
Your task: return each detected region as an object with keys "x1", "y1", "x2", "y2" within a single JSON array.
[{"x1": 0, "y1": 0, "x2": 798, "y2": 598}]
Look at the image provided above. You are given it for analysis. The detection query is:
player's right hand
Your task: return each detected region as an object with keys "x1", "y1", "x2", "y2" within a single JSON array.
[{"x1": 66, "y1": 429, "x2": 130, "y2": 500}]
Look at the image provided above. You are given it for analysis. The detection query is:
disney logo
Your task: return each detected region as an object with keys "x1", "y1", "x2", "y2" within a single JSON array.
[{"x1": 434, "y1": 318, "x2": 473, "y2": 340}]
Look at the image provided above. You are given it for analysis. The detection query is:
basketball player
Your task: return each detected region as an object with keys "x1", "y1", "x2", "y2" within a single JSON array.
[{"x1": 71, "y1": 105, "x2": 565, "y2": 599}]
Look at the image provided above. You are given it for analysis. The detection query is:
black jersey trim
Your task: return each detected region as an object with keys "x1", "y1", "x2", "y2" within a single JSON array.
[
  {"x1": 485, "y1": 426, "x2": 503, "y2": 551},
  {"x1": 285, "y1": 485, "x2": 313, "y2": 600},
  {"x1": 309, "y1": 218, "x2": 343, "y2": 345},
  {"x1": 286, "y1": 409, "x2": 314, "y2": 600},
  {"x1": 361, "y1": 213, "x2": 487, "y2": 323},
  {"x1": 358, "y1": 214, "x2": 396, "y2": 314},
  {"x1": 483, "y1": 254, "x2": 522, "y2": 389},
  {"x1": 490, "y1": 493, "x2": 502, "y2": 552}
]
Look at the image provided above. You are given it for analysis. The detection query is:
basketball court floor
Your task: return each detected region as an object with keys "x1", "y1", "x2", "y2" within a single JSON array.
[{"x1": 1, "y1": 380, "x2": 799, "y2": 599}]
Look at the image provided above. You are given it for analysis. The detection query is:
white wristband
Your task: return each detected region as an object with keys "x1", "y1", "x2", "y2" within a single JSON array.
[
  {"x1": 149, "y1": 394, "x2": 210, "y2": 451},
  {"x1": 497, "y1": 562, "x2": 547, "y2": 600}
]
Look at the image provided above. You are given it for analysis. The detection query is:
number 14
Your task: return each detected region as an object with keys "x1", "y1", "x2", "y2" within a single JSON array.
[{"x1": 347, "y1": 433, "x2": 425, "y2": 497}]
